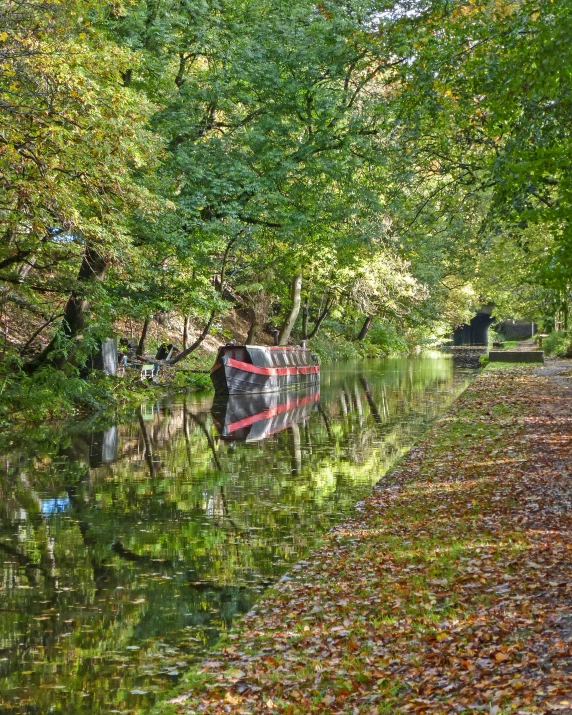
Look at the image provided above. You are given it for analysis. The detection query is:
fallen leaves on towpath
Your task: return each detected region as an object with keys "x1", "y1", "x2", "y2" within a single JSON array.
[{"x1": 157, "y1": 363, "x2": 572, "y2": 715}]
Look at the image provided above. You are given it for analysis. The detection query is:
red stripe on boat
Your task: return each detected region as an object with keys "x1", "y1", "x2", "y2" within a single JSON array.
[
  {"x1": 226, "y1": 393, "x2": 319, "y2": 432},
  {"x1": 225, "y1": 358, "x2": 320, "y2": 376}
]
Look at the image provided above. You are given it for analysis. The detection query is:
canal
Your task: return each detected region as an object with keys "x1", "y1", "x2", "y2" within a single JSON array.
[{"x1": 0, "y1": 355, "x2": 476, "y2": 713}]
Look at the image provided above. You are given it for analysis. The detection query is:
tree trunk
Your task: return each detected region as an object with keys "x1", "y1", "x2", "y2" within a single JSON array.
[
  {"x1": 183, "y1": 314, "x2": 190, "y2": 350},
  {"x1": 138, "y1": 414, "x2": 155, "y2": 479},
  {"x1": 17, "y1": 258, "x2": 35, "y2": 283},
  {"x1": 360, "y1": 377, "x2": 382, "y2": 424},
  {"x1": 246, "y1": 318, "x2": 257, "y2": 344},
  {"x1": 137, "y1": 317, "x2": 151, "y2": 357},
  {"x1": 61, "y1": 247, "x2": 108, "y2": 338},
  {"x1": 5, "y1": 293, "x2": 49, "y2": 319},
  {"x1": 167, "y1": 310, "x2": 216, "y2": 365},
  {"x1": 0, "y1": 253, "x2": 35, "y2": 309},
  {"x1": 288, "y1": 423, "x2": 301, "y2": 475},
  {"x1": 278, "y1": 273, "x2": 302, "y2": 345},
  {"x1": 308, "y1": 297, "x2": 333, "y2": 339},
  {"x1": 219, "y1": 237, "x2": 236, "y2": 295},
  {"x1": 357, "y1": 315, "x2": 373, "y2": 340},
  {"x1": 28, "y1": 246, "x2": 107, "y2": 370},
  {"x1": 301, "y1": 301, "x2": 309, "y2": 341}
]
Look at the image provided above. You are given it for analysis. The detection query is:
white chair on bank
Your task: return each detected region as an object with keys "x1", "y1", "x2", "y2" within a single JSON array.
[{"x1": 140, "y1": 364, "x2": 155, "y2": 381}]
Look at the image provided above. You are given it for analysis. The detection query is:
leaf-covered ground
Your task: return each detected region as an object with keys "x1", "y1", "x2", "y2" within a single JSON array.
[{"x1": 157, "y1": 363, "x2": 572, "y2": 714}]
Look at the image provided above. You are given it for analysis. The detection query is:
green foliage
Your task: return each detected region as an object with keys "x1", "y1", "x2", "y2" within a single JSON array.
[
  {"x1": 308, "y1": 320, "x2": 413, "y2": 362},
  {"x1": 308, "y1": 333, "x2": 363, "y2": 362},
  {"x1": 0, "y1": 0, "x2": 159, "y2": 292},
  {"x1": 542, "y1": 331, "x2": 572, "y2": 358},
  {"x1": 0, "y1": 364, "x2": 106, "y2": 424},
  {"x1": 3, "y1": 0, "x2": 571, "y2": 414},
  {"x1": 367, "y1": 322, "x2": 410, "y2": 355},
  {"x1": 0, "y1": 346, "x2": 210, "y2": 426},
  {"x1": 388, "y1": 0, "x2": 572, "y2": 319},
  {"x1": 169, "y1": 369, "x2": 212, "y2": 391}
]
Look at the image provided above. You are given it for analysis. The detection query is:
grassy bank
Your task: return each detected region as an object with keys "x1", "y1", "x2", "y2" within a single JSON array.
[{"x1": 155, "y1": 361, "x2": 572, "y2": 714}]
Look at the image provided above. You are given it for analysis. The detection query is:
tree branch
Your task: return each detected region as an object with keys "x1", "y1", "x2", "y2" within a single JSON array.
[{"x1": 167, "y1": 310, "x2": 216, "y2": 364}]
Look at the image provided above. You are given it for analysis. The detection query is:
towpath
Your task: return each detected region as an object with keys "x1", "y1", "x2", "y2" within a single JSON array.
[
  {"x1": 158, "y1": 361, "x2": 572, "y2": 715},
  {"x1": 511, "y1": 339, "x2": 538, "y2": 351}
]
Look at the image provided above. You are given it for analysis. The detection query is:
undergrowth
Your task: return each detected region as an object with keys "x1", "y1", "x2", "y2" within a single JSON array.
[
  {"x1": 306, "y1": 321, "x2": 412, "y2": 361},
  {"x1": 542, "y1": 330, "x2": 572, "y2": 357},
  {"x1": 0, "y1": 349, "x2": 212, "y2": 427}
]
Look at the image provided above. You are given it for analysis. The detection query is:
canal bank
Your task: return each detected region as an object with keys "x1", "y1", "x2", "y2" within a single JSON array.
[{"x1": 157, "y1": 361, "x2": 572, "y2": 714}]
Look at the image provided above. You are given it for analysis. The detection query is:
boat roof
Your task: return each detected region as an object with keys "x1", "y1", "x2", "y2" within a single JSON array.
[
  {"x1": 218, "y1": 343, "x2": 315, "y2": 369},
  {"x1": 220, "y1": 344, "x2": 310, "y2": 350}
]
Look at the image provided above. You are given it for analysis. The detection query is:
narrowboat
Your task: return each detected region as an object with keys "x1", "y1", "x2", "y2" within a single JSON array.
[
  {"x1": 212, "y1": 388, "x2": 320, "y2": 442},
  {"x1": 210, "y1": 344, "x2": 319, "y2": 395}
]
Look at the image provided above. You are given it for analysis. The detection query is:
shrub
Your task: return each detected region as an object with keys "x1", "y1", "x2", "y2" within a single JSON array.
[
  {"x1": 307, "y1": 322, "x2": 410, "y2": 362},
  {"x1": 308, "y1": 333, "x2": 363, "y2": 362},
  {"x1": 0, "y1": 345, "x2": 212, "y2": 427},
  {"x1": 542, "y1": 330, "x2": 572, "y2": 357}
]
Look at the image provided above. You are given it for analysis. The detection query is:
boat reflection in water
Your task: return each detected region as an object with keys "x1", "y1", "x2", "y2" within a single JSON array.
[{"x1": 212, "y1": 387, "x2": 320, "y2": 442}]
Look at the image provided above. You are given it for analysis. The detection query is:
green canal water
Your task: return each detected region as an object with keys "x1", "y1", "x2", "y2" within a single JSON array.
[{"x1": 0, "y1": 356, "x2": 476, "y2": 714}]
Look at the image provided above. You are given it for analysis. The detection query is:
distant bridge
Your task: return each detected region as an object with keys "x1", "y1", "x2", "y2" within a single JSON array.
[
  {"x1": 453, "y1": 305, "x2": 495, "y2": 346},
  {"x1": 453, "y1": 306, "x2": 535, "y2": 346}
]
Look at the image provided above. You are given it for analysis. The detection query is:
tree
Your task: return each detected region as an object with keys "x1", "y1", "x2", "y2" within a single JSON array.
[
  {"x1": 0, "y1": 0, "x2": 159, "y2": 364},
  {"x1": 382, "y1": 0, "x2": 572, "y2": 326},
  {"x1": 278, "y1": 274, "x2": 303, "y2": 345}
]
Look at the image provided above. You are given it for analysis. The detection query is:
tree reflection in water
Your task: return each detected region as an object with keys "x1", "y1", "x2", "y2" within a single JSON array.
[{"x1": 0, "y1": 356, "x2": 474, "y2": 714}]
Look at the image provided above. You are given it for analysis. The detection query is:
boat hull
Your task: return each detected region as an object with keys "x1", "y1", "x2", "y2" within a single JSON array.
[{"x1": 211, "y1": 357, "x2": 319, "y2": 395}]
